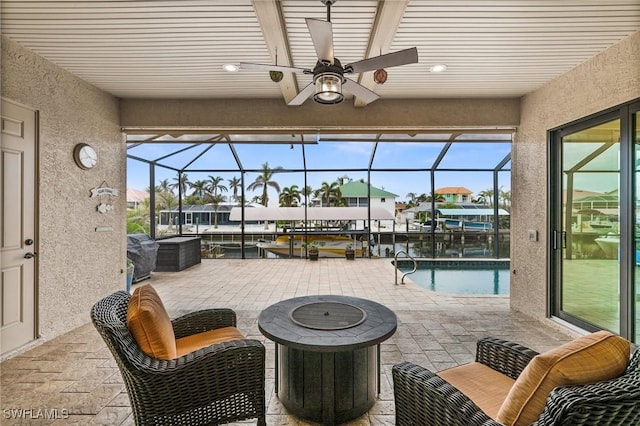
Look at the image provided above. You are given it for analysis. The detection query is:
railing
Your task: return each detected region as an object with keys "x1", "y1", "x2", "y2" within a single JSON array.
[{"x1": 394, "y1": 250, "x2": 417, "y2": 285}]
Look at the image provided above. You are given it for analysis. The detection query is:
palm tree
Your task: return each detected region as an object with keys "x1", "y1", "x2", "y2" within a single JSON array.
[
  {"x1": 188, "y1": 180, "x2": 208, "y2": 199},
  {"x1": 279, "y1": 185, "x2": 301, "y2": 207},
  {"x1": 209, "y1": 194, "x2": 226, "y2": 228},
  {"x1": 426, "y1": 192, "x2": 445, "y2": 202},
  {"x1": 302, "y1": 185, "x2": 314, "y2": 206},
  {"x1": 499, "y1": 188, "x2": 511, "y2": 210},
  {"x1": 148, "y1": 178, "x2": 172, "y2": 195},
  {"x1": 316, "y1": 181, "x2": 342, "y2": 206},
  {"x1": 416, "y1": 193, "x2": 429, "y2": 204},
  {"x1": 228, "y1": 176, "x2": 241, "y2": 203},
  {"x1": 183, "y1": 194, "x2": 205, "y2": 205},
  {"x1": 207, "y1": 175, "x2": 228, "y2": 198},
  {"x1": 157, "y1": 191, "x2": 178, "y2": 228},
  {"x1": 406, "y1": 192, "x2": 418, "y2": 205},
  {"x1": 336, "y1": 175, "x2": 351, "y2": 185},
  {"x1": 476, "y1": 189, "x2": 494, "y2": 206},
  {"x1": 246, "y1": 162, "x2": 282, "y2": 206},
  {"x1": 170, "y1": 173, "x2": 189, "y2": 197}
]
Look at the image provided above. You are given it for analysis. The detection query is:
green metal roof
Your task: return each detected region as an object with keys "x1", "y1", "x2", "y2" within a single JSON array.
[
  {"x1": 338, "y1": 181, "x2": 398, "y2": 198},
  {"x1": 573, "y1": 195, "x2": 618, "y2": 202}
]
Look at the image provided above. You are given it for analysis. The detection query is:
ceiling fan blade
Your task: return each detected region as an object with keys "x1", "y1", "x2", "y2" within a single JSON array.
[
  {"x1": 343, "y1": 78, "x2": 380, "y2": 105},
  {"x1": 345, "y1": 47, "x2": 419, "y2": 74},
  {"x1": 288, "y1": 82, "x2": 316, "y2": 106},
  {"x1": 240, "y1": 62, "x2": 310, "y2": 74},
  {"x1": 306, "y1": 18, "x2": 334, "y2": 64}
]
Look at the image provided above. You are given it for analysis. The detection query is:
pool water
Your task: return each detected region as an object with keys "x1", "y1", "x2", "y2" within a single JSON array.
[{"x1": 397, "y1": 261, "x2": 510, "y2": 295}]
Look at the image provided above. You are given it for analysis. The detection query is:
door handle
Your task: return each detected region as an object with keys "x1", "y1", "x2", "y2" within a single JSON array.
[
  {"x1": 553, "y1": 230, "x2": 567, "y2": 250},
  {"x1": 24, "y1": 252, "x2": 37, "y2": 259}
]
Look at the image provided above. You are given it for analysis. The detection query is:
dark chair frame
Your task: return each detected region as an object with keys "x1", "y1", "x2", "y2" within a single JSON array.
[
  {"x1": 392, "y1": 337, "x2": 640, "y2": 426},
  {"x1": 91, "y1": 291, "x2": 266, "y2": 426}
]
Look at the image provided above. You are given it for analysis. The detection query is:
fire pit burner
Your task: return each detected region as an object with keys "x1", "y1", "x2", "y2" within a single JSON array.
[{"x1": 290, "y1": 301, "x2": 366, "y2": 330}]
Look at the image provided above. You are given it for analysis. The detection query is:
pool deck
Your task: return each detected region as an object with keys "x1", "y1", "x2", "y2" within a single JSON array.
[{"x1": 0, "y1": 258, "x2": 577, "y2": 425}]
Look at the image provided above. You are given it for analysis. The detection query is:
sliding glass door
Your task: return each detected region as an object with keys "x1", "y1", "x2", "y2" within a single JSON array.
[
  {"x1": 635, "y1": 110, "x2": 639, "y2": 343},
  {"x1": 556, "y1": 118, "x2": 620, "y2": 332},
  {"x1": 551, "y1": 101, "x2": 638, "y2": 342}
]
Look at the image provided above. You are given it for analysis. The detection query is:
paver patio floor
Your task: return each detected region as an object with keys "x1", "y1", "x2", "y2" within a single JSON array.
[{"x1": 0, "y1": 258, "x2": 576, "y2": 425}]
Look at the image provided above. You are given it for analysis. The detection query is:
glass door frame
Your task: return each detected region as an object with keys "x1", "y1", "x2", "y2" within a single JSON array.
[{"x1": 549, "y1": 99, "x2": 638, "y2": 341}]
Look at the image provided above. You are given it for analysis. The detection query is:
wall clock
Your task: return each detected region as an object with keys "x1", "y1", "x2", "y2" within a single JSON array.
[{"x1": 73, "y1": 143, "x2": 98, "y2": 170}]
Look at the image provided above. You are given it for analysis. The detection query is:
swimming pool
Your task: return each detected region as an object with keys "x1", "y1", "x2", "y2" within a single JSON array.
[{"x1": 396, "y1": 260, "x2": 510, "y2": 295}]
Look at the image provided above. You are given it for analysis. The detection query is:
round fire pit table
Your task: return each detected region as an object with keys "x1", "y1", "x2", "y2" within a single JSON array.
[{"x1": 258, "y1": 295, "x2": 397, "y2": 425}]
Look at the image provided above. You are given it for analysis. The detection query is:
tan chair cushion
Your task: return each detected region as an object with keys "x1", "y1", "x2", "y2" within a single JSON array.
[
  {"x1": 496, "y1": 330, "x2": 631, "y2": 426},
  {"x1": 176, "y1": 326, "x2": 245, "y2": 357},
  {"x1": 438, "y1": 362, "x2": 516, "y2": 420},
  {"x1": 127, "y1": 284, "x2": 177, "y2": 360}
]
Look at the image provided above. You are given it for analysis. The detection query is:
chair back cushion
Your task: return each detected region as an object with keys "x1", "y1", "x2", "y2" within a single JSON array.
[
  {"x1": 127, "y1": 284, "x2": 177, "y2": 360},
  {"x1": 496, "y1": 330, "x2": 630, "y2": 426}
]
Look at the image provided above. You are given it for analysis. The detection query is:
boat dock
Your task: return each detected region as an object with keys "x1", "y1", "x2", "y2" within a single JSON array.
[{"x1": 157, "y1": 223, "x2": 510, "y2": 259}]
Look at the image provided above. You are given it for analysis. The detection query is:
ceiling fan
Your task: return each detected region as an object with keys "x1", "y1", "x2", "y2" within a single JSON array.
[{"x1": 240, "y1": 0, "x2": 419, "y2": 106}]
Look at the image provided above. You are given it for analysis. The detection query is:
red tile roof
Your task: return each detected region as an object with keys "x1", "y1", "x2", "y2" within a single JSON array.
[{"x1": 435, "y1": 187, "x2": 473, "y2": 195}]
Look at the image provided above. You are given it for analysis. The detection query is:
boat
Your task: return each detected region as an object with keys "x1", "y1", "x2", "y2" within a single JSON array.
[
  {"x1": 443, "y1": 219, "x2": 493, "y2": 231},
  {"x1": 594, "y1": 233, "x2": 640, "y2": 264},
  {"x1": 443, "y1": 219, "x2": 461, "y2": 229},
  {"x1": 410, "y1": 221, "x2": 437, "y2": 231},
  {"x1": 588, "y1": 221, "x2": 614, "y2": 230},
  {"x1": 464, "y1": 221, "x2": 493, "y2": 231},
  {"x1": 586, "y1": 217, "x2": 615, "y2": 233},
  {"x1": 594, "y1": 234, "x2": 619, "y2": 259},
  {"x1": 257, "y1": 235, "x2": 363, "y2": 258}
]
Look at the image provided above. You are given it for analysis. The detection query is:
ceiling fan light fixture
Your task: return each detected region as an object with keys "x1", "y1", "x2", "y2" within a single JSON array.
[
  {"x1": 239, "y1": 1, "x2": 418, "y2": 106},
  {"x1": 313, "y1": 72, "x2": 344, "y2": 104}
]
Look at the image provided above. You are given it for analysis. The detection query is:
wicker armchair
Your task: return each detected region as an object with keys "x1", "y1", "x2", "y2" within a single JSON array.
[
  {"x1": 91, "y1": 291, "x2": 266, "y2": 426},
  {"x1": 392, "y1": 337, "x2": 640, "y2": 426}
]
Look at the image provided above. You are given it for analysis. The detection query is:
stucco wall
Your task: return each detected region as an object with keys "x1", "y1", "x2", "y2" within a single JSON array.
[
  {"x1": 120, "y1": 97, "x2": 520, "y2": 129},
  {"x1": 1, "y1": 36, "x2": 125, "y2": 341},
  {"x1": 511, "y1": 30, "x2": 640, "y2": 320}
]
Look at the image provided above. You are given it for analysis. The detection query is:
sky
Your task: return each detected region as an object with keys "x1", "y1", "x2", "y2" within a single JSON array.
[
  {"x1": 563, "y1": 142, "x2": 621, "y2": 194},
  {"x1": 126, "y1": 138, "x2": 514, "y2": 203}
]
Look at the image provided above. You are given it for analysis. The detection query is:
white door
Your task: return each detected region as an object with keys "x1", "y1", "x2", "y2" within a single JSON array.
[{"x1": 1, "y1": 99, "x2": 37, "y2": 355}]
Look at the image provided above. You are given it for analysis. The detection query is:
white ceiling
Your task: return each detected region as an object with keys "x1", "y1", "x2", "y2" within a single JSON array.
[{"x1": 2, "y1": 0, "x2": 639, "y2": 106}]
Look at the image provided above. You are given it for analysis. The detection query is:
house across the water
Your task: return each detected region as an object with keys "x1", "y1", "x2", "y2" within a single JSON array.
[
  {"x1": 337, "y1": 181, "x2": 398, "y2": 228},
  {"x1": 436, "y1": 186, "x2": 474, "y2": 203},
  {"x1": 158, "y1": 203, "x2": 246, "y2": 227},
  {"x1": 403, "y1": 203, "x2": 509, "y2": 231}
]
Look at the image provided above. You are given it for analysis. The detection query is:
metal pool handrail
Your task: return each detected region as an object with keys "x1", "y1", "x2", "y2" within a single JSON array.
[{"x1": 394, "y1": 250, "x2": 417, "y2": 285}]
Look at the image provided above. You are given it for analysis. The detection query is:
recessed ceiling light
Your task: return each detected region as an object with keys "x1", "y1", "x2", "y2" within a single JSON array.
[
  {"x1": 223, "y1": 64, "x2": 239, "y2": 72},
  {"x1": 430, "y1": 64, "x2": 447, "y2": 73}
]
